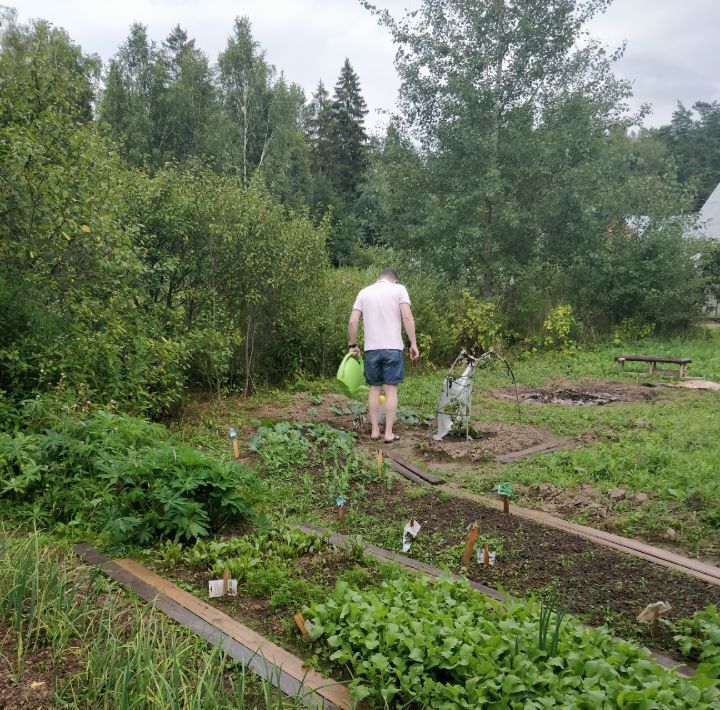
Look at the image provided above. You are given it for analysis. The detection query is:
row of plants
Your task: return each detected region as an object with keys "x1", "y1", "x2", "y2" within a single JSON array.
[
  {"x1": 249, "y1": 420, "x2": 392, "y2": 514},
  {"x1": 0, "y1": 529, "x2": 305, "y2": 708},
  {"x1": 155, "y1": 526, "x2": 397, "y2": 629},
  {"x1": 0, "y1": 402, "x2": 265, "y2": 545},
  {"x1": 305, "y1": 575, "x2": 719, "y2": 707}
]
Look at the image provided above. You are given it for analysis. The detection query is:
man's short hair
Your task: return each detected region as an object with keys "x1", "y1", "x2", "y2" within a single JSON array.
[{"x1": 379, "y1": 267, "x2": 398, "y2": 281}]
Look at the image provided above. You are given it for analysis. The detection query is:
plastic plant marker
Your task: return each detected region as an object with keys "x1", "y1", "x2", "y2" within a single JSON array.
[
  {"x1": 637, "y1": 601, "x2": 672, "y2": 640},
  {"x1": 462, "y1": 523, "x2": 480, "y2": 565},
  {"x1": 402, "y1": 518, "x2": 421, "y2": 553},
  {"x1": 209, "y1": 578, "x2": 237, "y2": 598},
  {"x1": 294, "y1": 613, "x2": 310, "y2": 638},
  {"x1": 496, "y1": 482, "x2": 513, "y2": 498},
  {"x1": 229, "y1": 427, "x2": 240, "y2": 460}
]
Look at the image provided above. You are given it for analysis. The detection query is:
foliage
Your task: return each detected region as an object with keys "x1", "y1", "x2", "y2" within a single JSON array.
[
  {"x1": 0, "y1": 15, "x2": 188, "y2": 416},
  {"x1": 182, "y1": 528, "x2": 323, "y2": 578},
  {"x1": 248, "y1": 421, "x2": 389, "y2": 516},
  {"x1": 658, "y1": 101, "x2": 720, "y2": 209},
  {"x1": 0, "y1": 409, "x2": 265, "y2": 545},
  {"x1": 307, "y1": 575, "x2": 717, "y2": 707},
  {"x1": 452, "y1": 290, "x2": 506, "y2": 353},
  {"x1": 0, "y1": 529, "x2": 102, "y2": 681},
  {"x1": 0, "y1": 529, "x2": 305, "y2": 708},
  {"x1": 362, "y1": 0, "x2": 704, "y2": 333},
  {"x1": 699, "y1": 239, "x2": 720, "y2": 309},
  {"x1": 666, "y1": 605, "x2": 720, "y2": 680},
  {"x1": 543, "y1": 304, "x2": 576, "y2": 349}
]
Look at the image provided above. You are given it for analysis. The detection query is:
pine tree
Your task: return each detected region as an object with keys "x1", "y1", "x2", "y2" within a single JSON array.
[
  {"x1": 329, "y1": 58, "x2": 368, "y2": 198},
  {"x1": 306, "y1": 80, "x2": 335, "y2": 176}
]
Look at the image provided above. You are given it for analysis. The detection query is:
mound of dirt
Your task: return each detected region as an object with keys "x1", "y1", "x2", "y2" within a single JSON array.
[
  {"x1": 421, "y1": 421, "x2": 564, "y2": 462},
  {"x1": 493, "y1": 379, "x2": 658, "y2": 406}
]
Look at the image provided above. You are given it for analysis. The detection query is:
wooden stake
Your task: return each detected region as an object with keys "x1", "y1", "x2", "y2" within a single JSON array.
[
  {"x1": 651, "y1": 618, "x2": 660, "y2": 640},
  {"x1": 293, "y1": 613, "x2": 310, "y2": 638},
  {"x1": 462, "y1": 523, "x2": 479, "y2": 565},
  {"x1": 223, "y1": 569, "x2": 230, "y2": 596},
  {"x1": 503, "y1": 495, "x2": 510, "y2": 514},
  {"x1": 375, "y1": 449, "x2": 383, "y2": 474},
  {"x1": 338, "y1": 505, "x2": 346, "y2": 527},
  {"x1": 483, "y1": 544, "x2": 490, "y2": 567},
  {"x1": 231, "y1": 438, "x2": 240, "y2": 460}
]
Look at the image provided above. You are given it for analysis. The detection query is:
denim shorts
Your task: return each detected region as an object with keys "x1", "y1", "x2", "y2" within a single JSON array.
[{"x1": 364, "y1": 349, "x2": 404, "y2": 386}]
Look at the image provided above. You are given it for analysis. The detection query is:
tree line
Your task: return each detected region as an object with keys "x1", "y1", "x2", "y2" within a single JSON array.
[{"x1": 1, "y1": 1, "x2": 719, "y2": 416}]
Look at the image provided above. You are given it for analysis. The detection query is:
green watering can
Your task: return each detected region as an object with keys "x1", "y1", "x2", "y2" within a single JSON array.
[{"x1": 336, "y1": 353, "x2": 368, "y2": 399}]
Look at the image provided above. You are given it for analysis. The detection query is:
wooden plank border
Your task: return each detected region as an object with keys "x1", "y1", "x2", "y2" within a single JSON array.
[
  {"x1": 384, "y1": 455, "x2": 430, "y2": 486},
  {"x1": 74, "y1": 545, "x2": 352, "y2": 709},
  {"x1": 383, "y1": 452, "x2": 445, "y2": 485}
]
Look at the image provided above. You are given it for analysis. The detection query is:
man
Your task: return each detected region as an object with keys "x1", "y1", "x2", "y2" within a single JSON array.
[{"x1": 347, "y1": 267, "x2": 420, "y2": 443}]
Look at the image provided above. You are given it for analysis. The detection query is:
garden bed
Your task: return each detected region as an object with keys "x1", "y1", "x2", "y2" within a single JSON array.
[{"x1": 342, "y1": 479, "x2": 720, "y2": 654}]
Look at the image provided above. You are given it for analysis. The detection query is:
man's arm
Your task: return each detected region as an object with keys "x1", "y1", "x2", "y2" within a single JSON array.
[
  {"x1": 400, "y1": 303, "x2": 420, "y2": 361},
  {"x1": 347, "y1": 309, "x2": 361, "y2": 357}
]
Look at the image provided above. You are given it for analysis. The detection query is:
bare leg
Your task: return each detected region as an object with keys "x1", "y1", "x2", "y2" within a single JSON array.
[
  {"x1": 368, "y1": 385, "x2": 381, "y2": 438},
  {"x1": 384, "y1": 385, "x2": 398, "y2": 441}
]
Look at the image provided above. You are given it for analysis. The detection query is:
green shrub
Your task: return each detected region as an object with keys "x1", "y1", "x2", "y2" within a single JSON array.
[
  {"x1": 0, "y1": 410, "x2": 265, "y2": 545},
  {"x1": 543, "y1": 304, "x2": 577, "y2": 349}
]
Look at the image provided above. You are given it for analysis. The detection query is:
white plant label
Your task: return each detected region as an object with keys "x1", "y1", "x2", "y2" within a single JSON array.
[
  {"x1": 402, "y1": 519, "x2": 421, "y2": 553},
  {"x1": 476, "y1": 549, "x2": 497, "y2": 566},
  {"x1": 208, "y1": 579, "x2": 238, "y2": 598}
]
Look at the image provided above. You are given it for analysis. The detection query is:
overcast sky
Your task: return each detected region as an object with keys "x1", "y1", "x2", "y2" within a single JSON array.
[{"x1": 11, "y1": 0, "x2": 720, "y2": 132}]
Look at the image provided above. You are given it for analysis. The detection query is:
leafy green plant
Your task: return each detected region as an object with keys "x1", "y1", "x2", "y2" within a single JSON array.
[
  {"x1": 306, "y1": 576, "x2": 718, "y2": 707},
  {"x1": 543, "y1": 304, "x2": 576, "y2": 350},
  {"x1": 249, "y1": 421, "x2": 385, "y2": 510},
  {"x1": 0, "y1": 410, "x2": 265, "y2": 545},
  {"x1": 665, "y1": 605, "x2": 720, "y2": 680},
  {"x1": 184, "y1": 528, "x2": 323, "y2": 578}
]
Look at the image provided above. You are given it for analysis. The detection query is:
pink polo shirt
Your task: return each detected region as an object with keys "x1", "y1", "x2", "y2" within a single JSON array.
[{"x1": 352, "y1": 279, "x2": 411, "y2": 351}]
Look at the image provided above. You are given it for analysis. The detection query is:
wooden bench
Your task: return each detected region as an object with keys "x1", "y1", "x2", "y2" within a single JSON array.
[{"x1": 615, "y1": 354, "x2": 691, "y2": 378}]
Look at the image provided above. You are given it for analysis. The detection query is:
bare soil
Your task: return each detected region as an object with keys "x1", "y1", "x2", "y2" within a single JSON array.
[
  {"x1": 421, "y1": 422, "x2": 570, "y2": 462},
  {"x1": 493, "y1": 379, "x2": 658, "y2": 406},
  {"x1": 354, "y1": 479, "x2": 720, "y2": 653},
  {"x1": 0, "y1": 624, "x2": 83, "y2": 709}
]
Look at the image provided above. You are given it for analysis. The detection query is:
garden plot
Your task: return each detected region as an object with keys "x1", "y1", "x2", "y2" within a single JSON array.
[
  {"x1": 342, "y1": 479, "x2": 720, "y2": 656},
  {"x1": 493, "y1": 379, "x2": 658, "y2": 406},
  {"x1": 128, "y1": 525, "x2": 718, "y2": 708}
]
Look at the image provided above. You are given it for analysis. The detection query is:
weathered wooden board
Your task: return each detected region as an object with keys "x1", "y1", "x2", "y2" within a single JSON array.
[
  {"x1": 74, "y1": 545, "x2": 352, "y2": 709},
  {"x1": 384, "y1": 452, "x2": 445, "y2": 485}
]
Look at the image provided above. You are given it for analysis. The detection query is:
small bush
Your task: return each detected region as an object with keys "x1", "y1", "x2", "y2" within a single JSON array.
[{"x1": 0, "y1": 410, "x2": 265, "y2": 545}]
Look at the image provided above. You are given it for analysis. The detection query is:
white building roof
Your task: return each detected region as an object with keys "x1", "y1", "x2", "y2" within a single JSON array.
[{"x1": 688, "y1": 182, "x2": 720, "y2": 240}]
